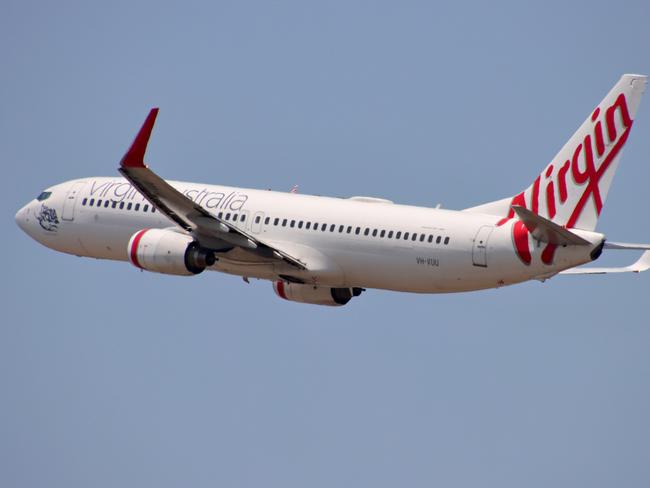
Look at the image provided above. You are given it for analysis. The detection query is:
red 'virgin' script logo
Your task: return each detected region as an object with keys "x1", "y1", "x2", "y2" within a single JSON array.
[{"x1": 497, "y1": 93, "x2": 633, "y2": 265}]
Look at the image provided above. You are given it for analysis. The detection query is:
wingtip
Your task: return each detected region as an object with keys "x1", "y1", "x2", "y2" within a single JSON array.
[
  {"x1": 635, "y1": 250, "x2": 650, "y2": 272},
  {"x1": 120, "y1": 108, "x2": 160, "y2": 169}
]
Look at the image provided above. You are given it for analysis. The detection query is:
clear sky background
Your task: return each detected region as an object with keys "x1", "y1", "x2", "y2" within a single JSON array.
[{"x1": 2, "y1": 1, "x2": 650, "y2": 487}]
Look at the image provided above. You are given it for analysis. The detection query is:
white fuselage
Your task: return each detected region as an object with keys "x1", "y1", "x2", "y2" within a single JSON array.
[{"x1": 16, "y1": 177, "x2": 601, "y2": 293}]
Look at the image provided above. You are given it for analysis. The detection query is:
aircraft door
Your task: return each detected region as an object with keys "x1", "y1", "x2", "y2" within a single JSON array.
[
  {"x1": 251, "y1": 211, "x2": 265, "y2": 234},
  {"x1": 472, "y1": 225, "x2": 494, "y2": 267},
  {"x1": 61, "y1": 181, "x2": 87, "y2": 221}
]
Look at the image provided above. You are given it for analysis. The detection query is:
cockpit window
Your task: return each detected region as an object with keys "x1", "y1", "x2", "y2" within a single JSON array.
[{"x1": 36, "y1": 191, "x2": 52, "y2": 201}]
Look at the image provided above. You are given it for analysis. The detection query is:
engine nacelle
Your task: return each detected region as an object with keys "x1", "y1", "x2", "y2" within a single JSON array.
[
  {"x1": 273, "y1": 281, "x2": 362, "y2": 306},
  {"x1": 127, "y1": 228, "x2": 215, "y2": 276}
]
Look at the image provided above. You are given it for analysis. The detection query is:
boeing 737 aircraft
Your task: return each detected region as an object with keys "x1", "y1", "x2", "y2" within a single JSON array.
[{"x1": 15, "y1": 75, "x2": 650, "y2": 305}]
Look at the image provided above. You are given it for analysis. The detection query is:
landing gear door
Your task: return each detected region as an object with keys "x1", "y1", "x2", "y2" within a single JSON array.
[
  {"x1": 61, "y1": 181, "x2": 87, "y2": 221},
  {"x1": 472, "y1": 225, "x2": 494, "y2": 267}
]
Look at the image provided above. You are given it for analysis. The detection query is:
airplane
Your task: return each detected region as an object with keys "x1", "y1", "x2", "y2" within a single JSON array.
[{"x1": 15, "y1": 74, "x2": 650, "y2": 306}]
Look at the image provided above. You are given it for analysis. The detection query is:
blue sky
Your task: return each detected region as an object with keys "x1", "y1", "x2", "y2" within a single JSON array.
[{"x1": 3, "y1": 1, "x2": 650, "y2": 487}]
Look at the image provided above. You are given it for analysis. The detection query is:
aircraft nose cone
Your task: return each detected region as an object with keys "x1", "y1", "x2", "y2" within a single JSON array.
[{"x1": 15, "y1": 204, "x2": 31, "y2": 234}]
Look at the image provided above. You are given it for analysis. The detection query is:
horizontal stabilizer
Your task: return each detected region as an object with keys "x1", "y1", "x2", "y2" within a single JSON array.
[
  {"x1": 604, "y1": 241, "x2": 650, "y2": 250},
  {"x1": 560, "y1": 250, "x2": 650, "y2": 275},
  {"x1": 511, "y1": 206, "x2": 590, "y2": 246}
]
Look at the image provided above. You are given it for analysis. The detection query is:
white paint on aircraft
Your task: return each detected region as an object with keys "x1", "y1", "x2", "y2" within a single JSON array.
[{"x1": 16, "y1": 75, "x2": 649, "y2": 305}]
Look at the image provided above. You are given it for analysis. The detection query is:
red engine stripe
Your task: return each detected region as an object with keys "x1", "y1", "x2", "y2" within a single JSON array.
[
  {"x1": 130, "y1": 229, "x2": 149, "y2": 269},
  {"x1": 276, "y1": 280, "x2": 288, "y2": 300}
]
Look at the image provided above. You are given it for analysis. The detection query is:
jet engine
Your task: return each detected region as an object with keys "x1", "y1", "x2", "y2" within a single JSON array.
[
  {"x1": 127, "y1": 228, "x2": 215, "y2": 276},
  {"x1": 273, "y1": 281, "x2": 362, "y2": 306}
]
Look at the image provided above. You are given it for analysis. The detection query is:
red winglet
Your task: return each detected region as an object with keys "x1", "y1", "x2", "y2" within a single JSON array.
[{"x1": 120, "y1": 108, "x2": 159, "y2": 168}]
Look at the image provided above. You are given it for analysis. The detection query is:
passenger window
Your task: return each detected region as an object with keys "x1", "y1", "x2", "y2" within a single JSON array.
[
  {"x1": 90, "y1": 198, "x2": 95, "y2": 206},
  {"x1": 265, "y1": 217, "x2": 270, "y2": 225},
  {"x1": 274, "y1": 218, "x2": 279, "y2": 226},
  {"x1": 330, "y1": 224, "x2": 335, "y2": 232},
  {"x1": 412, "y1": 233, "x2": 417, "y2": 241},
  {"x1": 388, "y1": 231, "x2": 393, "y2": 238},
  {"x1": 404, "y1": 232, "x2": 409, "y2": 240},
  {"x1": 240, "y1": 214, "x2": 246, "y2": 222},
  {"x1": 419, "y1": 234, "x2": 425, "y2": 242},
  {"x1": 313, "y1": 222, "x2": 318, "y2": 230},
  {"x1": 134, "y1": 203, "x2": 140, "y2": 211},
  {"x1": 255, "y1": 216, "x2": 261, "y2": 224},
  {"x1": 104, "y1": 200, "x2": 110, "y2": 208},
  {"x1": 112, "y1": 201, "x2": 117, "y2": 209},
  {"x1": 232, "y1": 214, "x2": 238, "y2": 222},
  {"x1": 339, "y1": 225, "x2": 344, "y2": 233},
  {"x1": 127, "y1": 203, "x2": 132, "y2": 210},
  {"x1": 298, "y1": 221, "x2": 303, "y2": 229},
  {"x1": 282, "y1": 219, "x2": 287, "y2": 227},
  {"x1": 436, "y1": 236, "x2": 442, "y2": 244},
  {"x1": 372, "y1": 229, "x2": 378, "y2": 237},
  {"x1": 355, "y1": 227, "x2": 361, "y2": 235},
  {"x1": 444, "y1": 237, "x2": 450, "y2": 245},
  {"x1": 347, "y1": 226, "x2": 352, "y2": 234},
  {"x1": 428, "y1": 235, "x2": 433, "y2": 243},
  {"x1": 143, "y1": 204, "x2": 149, "y2": 211},
  {"x1": 119, "y1": 202, "x2": 125, "y2": 209},
  {"x1": 96, "y1": 199, "x2": 102, "y2": 206},
  {"x1": 306, "y1": 222, "x2": 311, "y2": 230},
  {"x1": 321, "y1": 224, "x2": 327, "y2": 231},
  {"x1": 82, "y1": 198, "x2": 88, "y2": 205},
  {"x1": 218, "y1": 212, "x2": 223, "y2": 218},
  {"x1": 290, "y1": 220, "x2": 295, "y2": 228},
  {"x1": 225, "y1": 213, "x2": 231, "y2": 220},
  {"x1": 396, "y1": 231, "x2": 401, "y2": 239},
  {"x1": 364, "y1": 228, "x2": 370, "y2": 236},
  {"x1": 152, "y1": 207, "x2": 156, "y2": 213},
  {"x1": 380, "y1": 230, "x2": 385, "y2": 238}
]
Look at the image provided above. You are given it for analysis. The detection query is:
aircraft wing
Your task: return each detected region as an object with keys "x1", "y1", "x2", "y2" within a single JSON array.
[{"x1": 117, "y1": 108, "x2": 307, "y2": 270}]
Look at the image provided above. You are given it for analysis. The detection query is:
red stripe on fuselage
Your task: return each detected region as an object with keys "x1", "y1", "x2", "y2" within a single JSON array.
[
  {"x1": 512, "y1": 221, "x2": 532, "y2": 265},
  {"x1": 541, "y1": 243, "x2": 557, "y2": 265}
]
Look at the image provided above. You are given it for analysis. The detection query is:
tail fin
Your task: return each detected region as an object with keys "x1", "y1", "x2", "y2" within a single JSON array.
[{"x1": 465, "y1": 74, "x2": 647, "y2": 231}]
